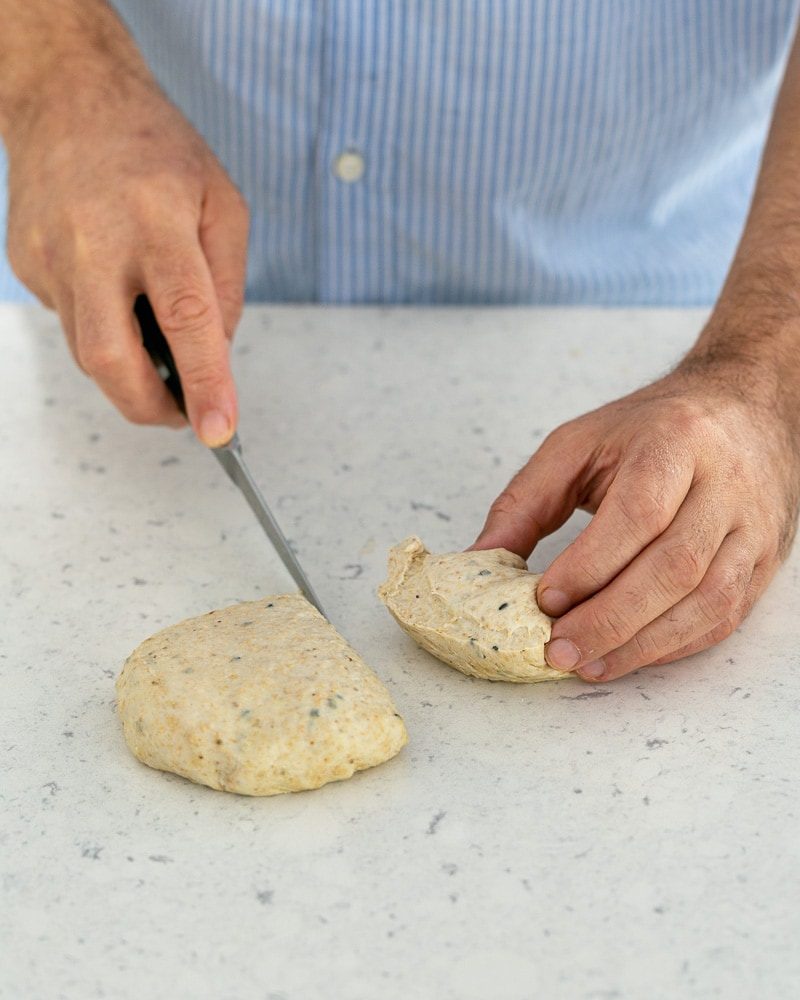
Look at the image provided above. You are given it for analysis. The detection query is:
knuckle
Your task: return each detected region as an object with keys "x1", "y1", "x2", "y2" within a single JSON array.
[
  {"x1": 709, "y1": 616, "x2": 737, "y2": 645},
  {"x1": 697, "y1": 560, "x2": 750, "y2": 623},
  {"x1": 489, "y1": 487, "x2": 524, "y2": 518},
  {"x1": 574, "y1": 555, "x2": 606, "y2": 591},
  {"x1": 159, "y1": 288, "x2": 215, "y2": 333},
  {"x1": 7, "y1": 250, "x2": 33, "y2": 289},
  {"x1": 615, "y1": 486, "x2": 671, "y2": 537},
  {"x1": 123, "y1": 406, "x2": 163, "y2": 427},
  {"x1": 585, "y1": 603, "x2": 630, "y2": 649},
  {"x1": 124, "y1": 171, "x2": 199, "y2": 213},
  {"x1": 660, "y1": 541, "x2": 705, "y2": 593},
  {"x1": 628, "y1": 434, "x2": 676, "y2": 473},
  {"x1": 662, "y1": 397, "x2": 709, "y2": 437},
  {"x1": 629, "y1": 629, "x2": 661, "y2": 665},
  {"x1": 540, "y1": 422, "x2": 571, "y2": 450},
  {"x1": 79, "y1": 340, "x2": 127, "y2": 378},
  {"x1": 539, "y1": 419, "x2": 584, "y2": 459},
  {"x1": 626, "y1": 584, "x2": 655, "y2": 620},
  {"x1": 115, "y1": 392, "x2": 174, "y2": 427},
  {"x1": 6, "y1": 228, "x2": 41, "y2": 287},
  {"x1": 486, "y1": 480, "x2": 544, "y2": 538}
]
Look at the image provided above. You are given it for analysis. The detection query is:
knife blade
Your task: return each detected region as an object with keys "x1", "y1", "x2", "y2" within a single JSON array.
[{"x1": 134, "y1": 294, "x2": 324, "y2": 614}]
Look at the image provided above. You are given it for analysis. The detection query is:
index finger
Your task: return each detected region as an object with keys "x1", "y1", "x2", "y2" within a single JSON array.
[
  {"x1": 536, "y1": 443, "x2": 694, "y2": 616},
  {"x1": 471, "y1": 424, "x2": 590, "y2": 558},
  {"x1": 141, "y1": 235, "x2": 238, "y2": 446}
]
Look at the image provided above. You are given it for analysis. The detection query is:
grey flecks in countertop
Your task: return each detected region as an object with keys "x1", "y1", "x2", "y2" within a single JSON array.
[
  {"x1": 332, "y1": 563, "x2": 364, "y2": 580},
  {"x1": 426, "y1": 811, "x2": 447, "y2": 836},
  {"x1": 3, "y1": 304, "x2": 800, "y2": 1000},
  {"x1": 409, "y1": 499, "x2": 452, "y2": 521},
  {"x1": 560, "y1": 688, "x2": 614, "y2": 700}
]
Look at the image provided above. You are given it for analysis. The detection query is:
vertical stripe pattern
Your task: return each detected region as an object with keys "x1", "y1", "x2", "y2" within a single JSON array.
[{"x1": 1, "y1": 0, "x2": 798, "y2": 305}]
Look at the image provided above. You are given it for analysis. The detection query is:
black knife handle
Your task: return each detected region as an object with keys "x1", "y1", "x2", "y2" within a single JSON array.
[{"x1": 134, "y1": 294, "x2": 186, "y2": 416}]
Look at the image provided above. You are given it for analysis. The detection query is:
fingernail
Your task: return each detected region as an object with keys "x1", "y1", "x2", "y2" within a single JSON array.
[
  {"x1": 579, "y1": 659, "x2": 606, "y2": 681},
  {"x1": 545, "y1": 637, "x2": 581, "y2": 671},
  {"x1": 538, "y1": 587, "x2": 571, "y2": 617},
  {"x1": 199, "y1": 409, "x2": 232, "y2": 447}
]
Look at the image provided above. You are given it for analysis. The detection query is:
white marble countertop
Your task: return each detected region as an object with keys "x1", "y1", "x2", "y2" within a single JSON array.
[{"x1": 2, "y1": 304, "x2": 799, "y2": 1000}]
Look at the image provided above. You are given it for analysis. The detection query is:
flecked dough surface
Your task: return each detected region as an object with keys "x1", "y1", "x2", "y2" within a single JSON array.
[
  {"x1": 378, "y1": 536, "x2": 567, "y2": 683},
  {"x1": 116, "y1": 595, "x2": 408, "y2": 795}
]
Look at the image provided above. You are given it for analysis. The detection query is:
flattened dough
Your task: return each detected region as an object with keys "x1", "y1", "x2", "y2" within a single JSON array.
[
  {"x1": 116, "y1": 595, "x2": 407, "y2": 795},
  {"x1": 378, "y1": 536, "x2": 567, "y2": 683}
]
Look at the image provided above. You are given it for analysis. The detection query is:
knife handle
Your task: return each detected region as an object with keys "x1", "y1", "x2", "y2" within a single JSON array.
[{"x1": 134, "y1": 294, "x2": 187, "y2": 416}]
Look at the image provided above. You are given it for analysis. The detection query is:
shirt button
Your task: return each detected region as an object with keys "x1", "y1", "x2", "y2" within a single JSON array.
[{"x1": 333, "y1": 149, "x2": 365, "y2": 183}]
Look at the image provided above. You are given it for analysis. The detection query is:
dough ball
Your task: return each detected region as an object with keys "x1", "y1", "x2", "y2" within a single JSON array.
[
  {"x1": 378, "y1": 536, "x2": 567, "y2": 683},
  {"x1": 116, "y1": 595, "x2": 407, "y2": 795}
]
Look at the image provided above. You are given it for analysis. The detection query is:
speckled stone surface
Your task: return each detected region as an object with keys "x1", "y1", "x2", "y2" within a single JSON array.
[{"x1": 2, "y1": 304, "x2": 799, "y2": 1000}]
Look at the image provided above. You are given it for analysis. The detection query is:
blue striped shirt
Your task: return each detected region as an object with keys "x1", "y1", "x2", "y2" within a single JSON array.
[{"x1": 1, "y1": 1, "x2": 798, "y2": 305}]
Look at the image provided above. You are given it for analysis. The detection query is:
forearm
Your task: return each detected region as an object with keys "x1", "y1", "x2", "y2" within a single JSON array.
[
  {"x1": 683, "y1": 23, "x2": 800, "y2": 422},
  {"x1": 0, "y1": 0, "x2": 150, "y2": 141}
]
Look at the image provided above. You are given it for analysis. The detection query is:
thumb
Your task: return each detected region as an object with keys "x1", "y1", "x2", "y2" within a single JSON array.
[{"x1": 470, "y1": 425, "x2": 590, "y2": 559}]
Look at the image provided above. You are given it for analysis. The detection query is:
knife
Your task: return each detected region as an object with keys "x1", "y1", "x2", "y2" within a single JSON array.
[{"x1": 134, "y1": 294, "x2": 324, "y2": 615}]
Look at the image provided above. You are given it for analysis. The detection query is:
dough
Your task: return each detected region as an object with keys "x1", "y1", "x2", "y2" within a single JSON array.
[
  {"x1": 116, "y1": 595, "x2": 407, "y2": 795},
  {"x1": 378, "y1": 536, "x2": 566, "y2": 683}
]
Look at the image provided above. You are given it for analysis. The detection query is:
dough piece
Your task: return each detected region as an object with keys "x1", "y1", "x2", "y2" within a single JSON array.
[
  {"x1": 378, "y1": 536, "x2": 566, "y2": 683},
  {"x1": 116, "y1": 595, "x2": 407, "y2": 795}
]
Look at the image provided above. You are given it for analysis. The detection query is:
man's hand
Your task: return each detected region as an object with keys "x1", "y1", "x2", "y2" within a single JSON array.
[
  {"x1": 472, "y1": 362, "x2": 800, "y2": 682},
  {"x1": 1, "y1": 1, "x2": 248, "y2": 444},
  {"x1": 474, "y1": 14, "x2": 800, "y2": 683}
]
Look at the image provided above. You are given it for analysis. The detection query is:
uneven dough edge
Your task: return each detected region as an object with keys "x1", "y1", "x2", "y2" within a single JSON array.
[
  {"x1": 116, "y1": 595, "x2": 408, "y2": 796},
  {"x1": 379, "y1": 536, "x2": 567, "y2": 683}
]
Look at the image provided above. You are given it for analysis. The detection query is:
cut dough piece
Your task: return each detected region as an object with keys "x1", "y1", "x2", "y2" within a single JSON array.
[
  {"x1": 116, "y1": 595, "x2": 407, "y2": 795},
  {"x1": 378, "y1": 536, "x2": 567, "y2": 683}
]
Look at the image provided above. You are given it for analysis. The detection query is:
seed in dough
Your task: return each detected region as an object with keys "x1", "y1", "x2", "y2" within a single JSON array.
[
  {"x1": 116, "y1": 595, "x2": 408, "y2": 795},
  {"x1": 378, "y1": 536, "x2": 568, "y2": 683}
]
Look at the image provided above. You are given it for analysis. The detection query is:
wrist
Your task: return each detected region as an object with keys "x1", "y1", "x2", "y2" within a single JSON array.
[
  {"x1": 677, "y1": 304, "x2": 800, "y2": 435},
  {"x1": 0, "y1": 2, "x2": 153, "y2": 146}
]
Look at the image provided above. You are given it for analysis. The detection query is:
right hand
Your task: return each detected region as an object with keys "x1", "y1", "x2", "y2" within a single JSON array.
[{"x1": 5, "y1": 56, "x2": 248, "y2": 445}]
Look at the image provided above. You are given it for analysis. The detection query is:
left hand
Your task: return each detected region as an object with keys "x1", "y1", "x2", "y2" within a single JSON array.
[{"x1": 471, "y1": 362, "x2": 800, "y2": 682}]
